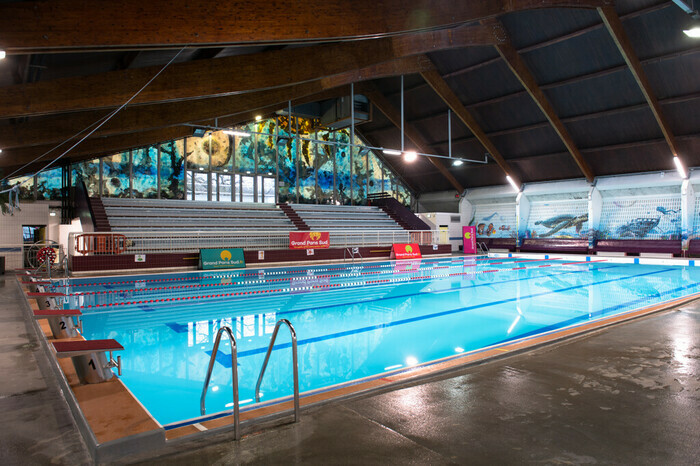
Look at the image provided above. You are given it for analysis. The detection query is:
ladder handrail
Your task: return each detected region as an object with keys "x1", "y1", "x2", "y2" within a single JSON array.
[
  {"x1": 255, "y1": 319, "x2": 300, "y2": 422},
  {"x1": 200, "y1": 326, "x2": 240, "y2": 440}
]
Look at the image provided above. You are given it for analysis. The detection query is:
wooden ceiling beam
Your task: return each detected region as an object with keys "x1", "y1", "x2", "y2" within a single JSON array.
[
  {"x1": 418, "y1": 58, "x2": 520, "y2": 187},
  {"x1": 0, "y1": 56, "x2": 433, "y2": 150},
  {"x1": 0, "y1": 24, "x2": 502, "y2": 119},
  {"x1": 360, "y1": 82, "x2": 465, "y2": 193},
  {"x1": 487, "y1": 20, "x2": 595, "y2": 183},
  {"x1": 598, "y1": 6, "x2": 680, "y2": 157},
  {"x1": 0, "y1": 0, "x2": 612, "y2": 54}
]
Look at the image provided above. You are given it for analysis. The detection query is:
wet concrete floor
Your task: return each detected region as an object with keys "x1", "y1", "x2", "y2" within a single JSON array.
[{"x1": 1, "y1": 273, "x2": 698, "y2": 465}]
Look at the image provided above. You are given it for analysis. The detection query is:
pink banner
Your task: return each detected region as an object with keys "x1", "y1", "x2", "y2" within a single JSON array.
[
  {"x1": 462, "y1": 226, "x2": 477, "y2": 254},
  {"x1": 289, "y1": 231, "x2": 330, "y2": 249}
]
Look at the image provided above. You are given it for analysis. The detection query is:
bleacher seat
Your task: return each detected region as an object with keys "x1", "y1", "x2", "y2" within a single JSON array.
[
  {"x1": 289, "y1": 204, "x2": 402, "y2": 230},
  {"x1": 101, "y1": 198, "x2": 295, "y2": 231}
]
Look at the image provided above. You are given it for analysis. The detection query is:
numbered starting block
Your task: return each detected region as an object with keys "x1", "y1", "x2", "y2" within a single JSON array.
[
  {"x1": 21, "y1": 280, "x2": 53, "y2": 293},
  {"x1": 33, "y1": 308, "x2": 82, "y2": 339},
  {"x1": 52, "y1": 340, "x2": 123, "y2": 384},
  {"x1": 26, "y1": 291, "x2": 65, "y2": 311}
]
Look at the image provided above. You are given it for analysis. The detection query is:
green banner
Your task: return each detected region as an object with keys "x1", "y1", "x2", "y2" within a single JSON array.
[{"x1": 199, "y1": 248, "x2": 246, "y2": 270}]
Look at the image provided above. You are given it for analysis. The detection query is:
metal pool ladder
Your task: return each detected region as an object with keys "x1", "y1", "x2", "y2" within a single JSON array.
[
  {"x1": 255, "y1": 319, "x2": 300, "y2": 422},
  {"x1": 201, "y1": 326, "x2": 240, "y2": 440}
]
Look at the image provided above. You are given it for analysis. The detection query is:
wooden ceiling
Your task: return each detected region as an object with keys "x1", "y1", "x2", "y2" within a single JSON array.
[{"x1": 0, "y1": 0, "x2": 698, "y2": 194}]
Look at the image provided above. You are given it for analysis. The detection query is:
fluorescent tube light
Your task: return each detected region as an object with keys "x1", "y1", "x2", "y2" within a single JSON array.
[
  {"x1": 506, "y1": 175, "x2": 520, "y2": 192},
  {"x1": 673, "y1": 156, "x2": 687, "y2": 178},
  {"x1": 223, "y1": 130, "x2": 250, "y2": 137},
  {"x1": 683, "y1": 26, "x2": 700, "y2": 38},
  {"x1": 382, "y1": 149, "x2": 402, "y2": 156},
  {"x1": 0, "y1": 50, "x2": 5, "y2": 60}
]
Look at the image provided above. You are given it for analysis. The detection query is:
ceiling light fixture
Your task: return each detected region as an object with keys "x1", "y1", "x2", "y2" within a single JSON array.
[
  {"x1": 382, "y1": 149, "x2": 402, "y2": 156},
  {"x1": 683, "y1": 26, "x2": 700, "y2": 37},
  {"x1": 223, "y1": 129, "x2": 251, "y2": 137},
  {"x1": 255, "y1": 115, "x2": 262, "y2": 121},
  {"x1": 0, "y1": 50, "x2": 5, "y2": 60},
  {"x1": 506, "y1": 175, "x2": 520, "y2": 192},
  {"x1": 452, "y1": 159, "x2": 464, "y2": 166},
  {"x1": 673, "y1": 155, "x2": 687, "y2": 178},
  {"x1": 403, "y1": 151, "x2": 418, "y2": 162}
]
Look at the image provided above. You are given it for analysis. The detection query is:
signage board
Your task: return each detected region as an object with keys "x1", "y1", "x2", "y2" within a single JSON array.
[{"x1": 199, "y1": 248, "x2": 246, "y2": 270}]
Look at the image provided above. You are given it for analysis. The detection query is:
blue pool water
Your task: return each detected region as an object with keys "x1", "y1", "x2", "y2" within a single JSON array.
[{"x1": 49, "y1": 256, "x2": 700, "y2": 426}]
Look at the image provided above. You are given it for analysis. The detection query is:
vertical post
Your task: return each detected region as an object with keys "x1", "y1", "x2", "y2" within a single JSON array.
[
  {"x1": 350, "y1": 83, "x2": 355, "y2": 206},
  {"x1": 448, "y1": 109, "x2": 452, "y2": 159},
  {"x1": 400, "y1": 75, "x2": 404, "y2": 153}
]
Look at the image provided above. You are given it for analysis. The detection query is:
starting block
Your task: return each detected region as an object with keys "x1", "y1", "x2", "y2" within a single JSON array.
[
  {"x1": 26, "y1": 291, "x2": 65, "y2": 310},
  {"x1": 52, "y1": 339, "x2": 123, "y2": 384},
  {"x1": 33, "y1": 308, "x2": 82, "y2": 339}
]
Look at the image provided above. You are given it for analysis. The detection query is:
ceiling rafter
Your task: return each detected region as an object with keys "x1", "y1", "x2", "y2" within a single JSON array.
[
  {"x1": 486, "y1": 19, "x2": 595, "y2": 183},
  {"x1": 0, "y1": 24, "x2": 502, "y2": 119},
  {"x1": 598, "y1": 6, "x2": 680, "y2": 157},
  {"x1": 359, "y1": 82, "x2": 464, "y2": 193},
  {"x1": 386, "y1": 2, "x2": 671, "y2": 100},
  {"x1": 0, "y1": 0, "x2": 612, "y2": 54},
  {"x1": 418, "y1": 57, "x2": 521, "y2": 187},
  {"x1": 0, "y1": 56, "x2": 434, "y2": 151}
]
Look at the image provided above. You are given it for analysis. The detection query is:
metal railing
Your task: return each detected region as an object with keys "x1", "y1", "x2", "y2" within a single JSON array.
[
  {"x1": 201, "y1": 326, "x2": 240, "y2": 440},
  {"x1": 68, "y1": 229, "x2": 446, "y2": 256},
  {"x1": 255, "y1": 319, "x2": 300, "y2": 423},
  {"x1": 344, "y1": 247, "x2": 363, "y2": 264}
]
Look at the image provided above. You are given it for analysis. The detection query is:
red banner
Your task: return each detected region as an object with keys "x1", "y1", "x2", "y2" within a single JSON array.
[
  {"x1": 289, "y1": 231, "x2": 330, "y2": 249},
  {"x1": 390, "y1": 243, "x2": 422, "y2": 260}
]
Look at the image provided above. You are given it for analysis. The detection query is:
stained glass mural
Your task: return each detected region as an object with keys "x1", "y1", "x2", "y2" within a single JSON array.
[
  {"x1": 72, "y1": 158, "x2": 100, "y2": 196},
  {"x1": 367, "y1": 152, "x2": 383, "y2": 196},
  {"x1": 9, "y1": 175, "x2": 35, "y2": 200},
  {"x1": 36, "y1": 167, "x2": 63, "y2": 200},
  {"x1": 256, "y1": 120, "x2": 276, "y2": 175},
  {"x1": 335, "y1": 130, "x2": 351, "y2": 205},
  {"x1": 185, "y1": 136, "x2": 209, "y2": 170},
  {"x1": 316, "y1": 130, "x2": 334, "y2": 204},
  {"x1": 298, "y1": 137, "x2": 316, "y2": 204},
  {"x1": 102, "y1": 152, "x2": 130, "y2": 197},
  {"x1": 132, "y1": 146, "x2": 158, "y2": 199},
  {"x1": 352, "y1": 142, "x2": 367, "y2": 205},
  {"x1": 159, "y1": 140, "x2": 184, "y2": 199},
  {"x1": 209, "y1": 131, "x2": 232, "y2": 172},
  {"x1": 235, "y1": 124, "x2": 256, "y2": 174}
]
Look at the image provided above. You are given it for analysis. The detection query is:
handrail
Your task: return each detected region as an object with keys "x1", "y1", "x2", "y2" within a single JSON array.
[
  {"x1": 343, "y1": 247, "x2": 363, "y2": 264},
  {"x1": 255, "y1": 319, "x2": 300, "y2": 422},
  {"x1": 201, "y1": 326, "x2": 240, "y2": 440}
]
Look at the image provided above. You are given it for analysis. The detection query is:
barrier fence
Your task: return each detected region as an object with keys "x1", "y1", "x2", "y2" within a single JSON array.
[{"x1": 68, "y1": 230, "x2": 448, "y2": 257}]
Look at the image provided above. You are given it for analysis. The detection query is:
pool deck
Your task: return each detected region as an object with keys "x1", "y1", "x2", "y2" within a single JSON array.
[{"x1": 2, "y1": 263, "x2": 700, "y2": 464}]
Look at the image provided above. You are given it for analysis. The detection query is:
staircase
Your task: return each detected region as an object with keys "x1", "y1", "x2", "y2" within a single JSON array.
[
  {"x1": 89, "y1": 197, "x2": 112, "y2": 232},
  {"x1": 277, "y1": 203, "x2": 310, "y2": 230},
  {"x1": 368, "y1": 193, "x2": 430, "y2": 231}
]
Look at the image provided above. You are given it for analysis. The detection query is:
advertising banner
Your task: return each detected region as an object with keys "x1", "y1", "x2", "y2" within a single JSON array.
[
  {"x1": 199, "y1": 248, "x2": 246, "y2": 270},
  {"x1": 462, "y1": 226, "x2": 477, "y2": 254},
  {"x1": 289, "y1": 231, "x2": 330, "y2": 249},
  {"x1": 390, "y1": 243, "x2": 422, "y2": 260}
]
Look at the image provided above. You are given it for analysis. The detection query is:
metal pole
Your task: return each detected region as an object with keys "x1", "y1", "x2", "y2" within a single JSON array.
[
  {"x1": 400, "y1": 75, "x2": 404, "y2": 152},
  {"x1": 448, "y1": 109, "x2": 452, "y2": 158}
]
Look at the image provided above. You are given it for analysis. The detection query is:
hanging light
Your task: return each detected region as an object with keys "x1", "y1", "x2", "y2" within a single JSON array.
[
  {"x1": 403, "y1": 151, "x2": 418, "y2": 163},
  {"x1": 0, "y1": 50, "x2": 5, "y2": 60},
  {"x1": 452, "y1": 159, "x2": 464, "y2": 166},
  {"x1": 382, "y1": 149, "x2": 402, "y2": 156},
  {"x1": 683, "y1": 26, "x2": 700, "y2": 37},
  {"x1": 223, "y1": 129, "x2": 250, "y2": 137}
]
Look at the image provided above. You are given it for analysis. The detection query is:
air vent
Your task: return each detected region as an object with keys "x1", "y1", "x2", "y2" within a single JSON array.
[{"x1": 450, "y1": 215, "x2": 461, "y2": 222}]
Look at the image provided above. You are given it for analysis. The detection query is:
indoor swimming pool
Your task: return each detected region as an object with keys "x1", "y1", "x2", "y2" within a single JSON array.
[{"x1": 47, "y1": 256, "x2": 700, "y2": 427}]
